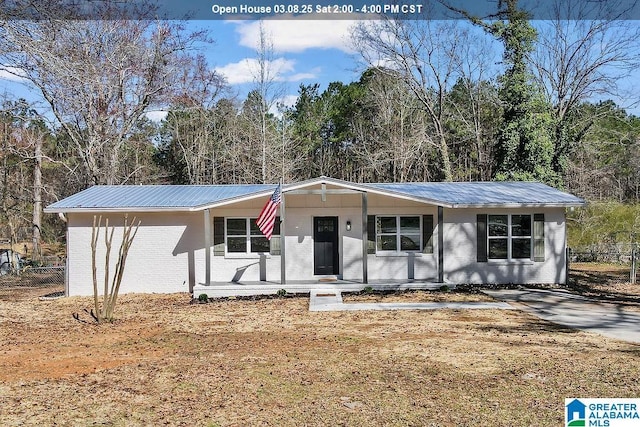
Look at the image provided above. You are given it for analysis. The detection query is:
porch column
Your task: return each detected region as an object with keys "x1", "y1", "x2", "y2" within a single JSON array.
[
  {"x1": 362, "y1": 192, "x2": 368, "y2": 284},
  {"x1": 438, "y1": 206, "x2": 444, "y2": 283},
  {"x1": 204, "y1": 208, "x2": 211, "y2": 287},
  {"x1": 280, "y1": 192, "x2": 286, "y2": 285}
]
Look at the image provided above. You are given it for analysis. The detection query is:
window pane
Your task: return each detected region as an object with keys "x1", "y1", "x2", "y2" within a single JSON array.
[
  {"x1": 488, "y1": 215, "x2": 508, "y2": 236},
  {"x1": 512, "y1": 215, "x2": 531, "y2": 237},
  {"x1": 250, "y1": 237, "x2": 270, "y2": 253},
  {"x1": 227, "y1": 219, "x2": 246, "y2": 236},
  {"x1": 400, "y1": 234, "x2": 420, "y2": 251},
  {"x1": 377, "y1": 217, "x2": 397, "y2": 234},
  {"x1": 317, "y1": 219, "x2": 334, "y2": 232},
  {"x1": 400, "y1": 216, "x2": 420, "y2": 234},
  {"x1": 377, "y1": 235, "x2": 397, "y2": 251},
  {"x1": 251, "y1": 217, "x2": 280, "y2": 236},
  {"x1": 512, "y1": 238, "x2": 531, "y2": 259},
  {"x1": 227, "y1": 237, "x2": 247, "y2": 253},
  {"x1": 250, "y1": 219, "x2": 261, "y2": 235},
  {"x1": 488, "y1": 238, "x2": 508, "y2": 259}
]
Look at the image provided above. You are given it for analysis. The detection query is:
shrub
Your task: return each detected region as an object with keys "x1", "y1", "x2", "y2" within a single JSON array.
[
  {"x1": 276, "y1": 288, "x2": 287, "y2": 297},
  {"x1": 198, "y1": 293, "x2": 209, "y2": 302}
]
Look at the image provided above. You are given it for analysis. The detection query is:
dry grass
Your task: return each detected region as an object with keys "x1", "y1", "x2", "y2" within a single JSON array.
[
  {"x1": 343, "y1": 289, "x2": 496, "y2": 303},
  {"x1": 1, "y1": 287, "x2": 639, "y2": 426},
  {"x1": 565, "y1": 262, "x2": 640, "y2": 312}
]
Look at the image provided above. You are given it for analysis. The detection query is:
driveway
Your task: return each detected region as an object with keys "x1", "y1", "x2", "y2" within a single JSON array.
[{"x1": 483, "y1": 288, "x2": 640, "y2": 344}]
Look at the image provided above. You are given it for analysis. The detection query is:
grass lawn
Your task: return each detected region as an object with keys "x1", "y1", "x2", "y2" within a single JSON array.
[{"x1": 1, "y1": 284, "x2": 639, "y2": 426}]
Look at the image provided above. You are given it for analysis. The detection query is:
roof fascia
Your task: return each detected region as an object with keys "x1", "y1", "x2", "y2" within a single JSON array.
[
  {"x1": 451, "y1": 202, "x2": 586, "y2": 209},
  {"x1": 283, "y1": 177, "x2": 455, "y2": 207},
  {"x1": 364, "y1": 187, "x2": 454, "y2": 208},
  {"x1": 191, "y1": 188, "x2": 277, "y2": 211},
  {"x1": 43, "y1": 207, "x2": 194, "y2": 214}
]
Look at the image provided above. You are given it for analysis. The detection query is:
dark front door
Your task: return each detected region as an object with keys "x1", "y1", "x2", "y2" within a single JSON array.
[{"x1": 314, "y1": 216, "x2": 339, "y2": 275}]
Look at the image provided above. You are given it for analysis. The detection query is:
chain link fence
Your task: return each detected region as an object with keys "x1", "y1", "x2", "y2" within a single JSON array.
[
  {"x1": 569, "y1": 246, "x2": 639, "y2": 285},
  {"x1": 0, "y1": 256, "x2": 65, "y2": 300}
]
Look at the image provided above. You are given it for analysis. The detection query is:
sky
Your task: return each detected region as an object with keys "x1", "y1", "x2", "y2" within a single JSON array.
[
  {"x1": 206, "y1": 18, "x2": 363, "y2": 112},
  {"x1": 0, "y1": 17, "x2": 365, "y2": 123},
  {"x1": 2, "y1": 1, "x2": 640, "y2": 122}
]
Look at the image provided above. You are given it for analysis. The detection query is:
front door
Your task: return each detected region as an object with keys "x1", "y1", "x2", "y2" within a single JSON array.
[{"x1": 313, "y1": 217, "x2": 339, "y2": 275}]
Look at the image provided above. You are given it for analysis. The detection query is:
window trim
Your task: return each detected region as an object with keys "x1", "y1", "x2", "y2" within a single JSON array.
[
  {"x1": 374, "y1": 215, "x2": 422, "y2": 254},
  {"x1": 224, "y1": 217, "x2": 280, "y2": 256},
  {"x1": 487, "y1": 214, "x2": 532, "y2": 261}
]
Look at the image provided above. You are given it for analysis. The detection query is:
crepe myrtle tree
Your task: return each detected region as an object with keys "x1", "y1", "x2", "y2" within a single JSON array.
[{"x1": 89, "y1": 215, "x2": 140, "y2": 323}]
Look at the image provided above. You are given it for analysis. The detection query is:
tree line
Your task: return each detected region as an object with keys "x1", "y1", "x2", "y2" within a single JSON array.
[{"x1": 1, "y1": 0, "x2": 640, "y2": 253}]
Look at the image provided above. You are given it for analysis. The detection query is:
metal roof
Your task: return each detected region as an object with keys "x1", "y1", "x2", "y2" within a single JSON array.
[
  {"x1": 44, "y1": 184, "x2": 275, "y2": 213},
  {"x1": 368, "y1": 181, "x2": 585, "y2": 208},
  {"x1": 44, "y1": 178, "x2": 585, "y2": 213}
]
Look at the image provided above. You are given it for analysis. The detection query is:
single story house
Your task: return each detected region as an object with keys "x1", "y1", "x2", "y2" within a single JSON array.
[{"x1": 44, "y1": 176, "x2": 585, "y2": 297}]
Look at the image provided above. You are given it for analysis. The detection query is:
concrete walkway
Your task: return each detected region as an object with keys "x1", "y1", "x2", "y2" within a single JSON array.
[
  {"x1": 309, "y1": 289, "x2": 514, "y2": 312},
  {"x1": 483, "y1": 288, "x2": 640, "y2": 344}
]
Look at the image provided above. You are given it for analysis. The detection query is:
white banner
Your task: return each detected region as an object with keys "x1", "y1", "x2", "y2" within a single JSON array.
[{"x1": 565, "y1": 398, "x2": 640, "y2": 427}]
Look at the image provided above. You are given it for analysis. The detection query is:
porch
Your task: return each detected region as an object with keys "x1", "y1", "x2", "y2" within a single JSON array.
[{"x1": 192, "y1": 279, "x2": 454, "y2": 298}]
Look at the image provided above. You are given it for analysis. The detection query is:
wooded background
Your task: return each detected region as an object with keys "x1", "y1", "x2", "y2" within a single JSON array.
[{"x1": 1, "y1": 0, "x2": 639, "y2": 257}]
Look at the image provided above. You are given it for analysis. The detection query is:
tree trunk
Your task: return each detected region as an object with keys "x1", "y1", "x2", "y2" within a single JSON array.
[
  {"x1": 439, "y1": 133, "x2": 453, "y2": 182},
  {"x1": 32, "y1": 134, "x2": 42, "y2": 262}
]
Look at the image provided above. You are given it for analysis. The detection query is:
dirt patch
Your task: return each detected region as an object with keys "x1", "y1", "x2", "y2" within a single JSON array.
[
  {"x1": 0, "y1": 282, "x2": 64, "y2": 302},
  {"x1": 1, "y1": 292, "x2": 639, "y2": 426}
]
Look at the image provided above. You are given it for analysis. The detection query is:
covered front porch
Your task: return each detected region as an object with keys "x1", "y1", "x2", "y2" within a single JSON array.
[
  {"x1": 198, "y1": 177, "x2": 445, "y2": 293},
  {"x1": 192, "y1": 279, "x2": 453, "y2": 298}
]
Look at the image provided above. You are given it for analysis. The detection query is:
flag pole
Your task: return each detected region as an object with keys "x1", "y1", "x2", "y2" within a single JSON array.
[{"x1": 279, "y1": 179, "x2": 286, "y2": 286}]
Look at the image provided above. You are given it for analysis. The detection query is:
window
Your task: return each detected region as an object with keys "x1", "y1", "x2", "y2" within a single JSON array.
[
  {"x1": 225, "y1": 218, "x2": 280, "y2": 255},
  {"x1": 375, "y1": 216, "x2": 421, "y2": 252},
  {"x1": 487, "y1": 214, "x2": 532, "y2": 260}
]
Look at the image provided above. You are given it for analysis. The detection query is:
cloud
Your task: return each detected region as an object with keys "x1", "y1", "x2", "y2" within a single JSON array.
[
  {"x1": 145, "y1": 110, "x2": 168, "y2": 122},
  {"x1": 0, "y1": 66, "x2": 28, "y2": 82},
  {"x1": 233, "y1": 19, "x2": 357, "y2": 54},
  {"x1": 286, "y1": 72, "x2": 317, "y2": 82},
  {"x1": 215, "y1": 58, "x2": 316, "y2": 85},
  {"x1": 277, "y1": 94, "x2": 298, "y2": 108},
  {"x1": 269, "y1": 94, "x2": 299, "y2": 117}
]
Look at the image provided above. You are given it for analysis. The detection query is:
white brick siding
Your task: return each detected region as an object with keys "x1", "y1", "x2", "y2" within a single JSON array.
[{"x1": 65, "y1": 193, "x2": 568, "y2": 295}]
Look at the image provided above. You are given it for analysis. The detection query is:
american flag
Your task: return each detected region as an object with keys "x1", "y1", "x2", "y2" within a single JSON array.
[{"x1": 256, "y1": 184, "x2": 281, "y2": 240}]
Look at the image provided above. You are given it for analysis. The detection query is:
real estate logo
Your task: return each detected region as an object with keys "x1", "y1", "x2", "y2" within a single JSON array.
[{"x1": 566, "y1": 398, "x2": 640, "y2": 427}]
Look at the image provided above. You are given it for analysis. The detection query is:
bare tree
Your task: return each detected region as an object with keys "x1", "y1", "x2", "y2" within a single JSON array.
[
  {"x1": 352, "y1": 17, "x2": 480, "y2": 182},
  {"x1": 531, "y1": 0, "x2": 640, "y2": 172},
  {"x1": 0, "y1": 8, "x2": 212, "y2": 186},
  {"x1": 0, "y1": 98, "x2": 53, "y2": 259},
  {"x1": 14, "y1": 125, "x2": 46, "y2": 261},
  {"x1": 90, "y1": 215, "x2": 140, "y2": 323},
  {"x1": 251, "y1": 22, "x2": 288, "y2": 184},
  {"x1": 445, "y1": 30, "x2": 501, "y2": 181},
  {"x1": 162, "y1": 56, "x2": 228, "y2": 184},
  {"x1": 349, "y1": 69, "x2": 429, "y2": 182}
]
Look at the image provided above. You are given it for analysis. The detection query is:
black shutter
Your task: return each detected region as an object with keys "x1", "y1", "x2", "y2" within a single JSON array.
[
  {"x1": 367, "y1": 215, "x2": 376, "y2": 254},
  {"x1": 213, "y1": 217, "x2": 224, "y2": 256},
  {"x1": 422, "y1": 214, "x2": 434, "y2": 254},
  {"x1": 477, "y1": 214, "x2": 488, "y2": 262},
  {"x1": 533, "y1": 213, "x2": 545, "y2": 262}
]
